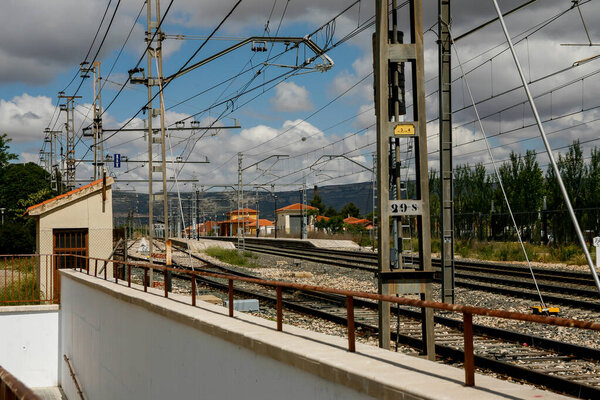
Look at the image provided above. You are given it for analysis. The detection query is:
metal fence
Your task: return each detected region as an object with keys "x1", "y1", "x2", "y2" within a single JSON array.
[
  {"x1": 0, "y1": 255, "x2": 59, "y2": 306},
  {"x1": 3, "y1": 252, "x2": 600, "y2": 387},
  {"x1": 0, "y1": 365, "x2": 41, "y2": 400},
  {"x1": 51, "y1": 253, "x2": 600, "y2": 388}
]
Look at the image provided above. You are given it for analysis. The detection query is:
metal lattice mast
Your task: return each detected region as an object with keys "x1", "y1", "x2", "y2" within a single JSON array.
[
  {"x1": 238, "y1": 152, "x2": 245, "y2": 250},
  {"x1": 302, "y1": 181, "x2": 308, "y2": 240},
  {"x1": 375, "y1": 0, "x2": 435, "y2": 357},
  {"x1": 44, "y1": 128, "x2": 60, "y2": 192},
  {"x1": 58, "y1": 93, "x2": 80, "y2": 191},
  {"x1": 438, "y1": 0, "x2": 455, "y2": 304},
  {"x1": 93, "y1": 61, "x2": 104, "y2": 181}
]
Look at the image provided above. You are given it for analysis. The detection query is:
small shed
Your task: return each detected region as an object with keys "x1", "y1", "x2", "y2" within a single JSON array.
[
  {"x1": 275, "y1": 203, "x2": 317, "y2": 235},
  {"x1": 25, "y1": 177, "x2": 114, "y2": 298}
]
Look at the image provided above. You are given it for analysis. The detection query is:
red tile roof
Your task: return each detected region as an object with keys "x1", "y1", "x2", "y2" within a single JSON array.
[
  {"x1": 316, "y1": 215, "x2": 330, "y2": 222},
  {"x1": 276, "y1": 203, "x2": 318, "y2": 212},
  {"x1": 343, "y1": 217, "x2": 371, "y2": 225},
  {"x1": 247, "y1": 219, "x2": 274, "y2": 227},
  {"x1": 228, "y1": 208, "x2": 257, "y2": 214},
  {"x1": 26, "y1": 178, "x2": 105, "y2": 214}
]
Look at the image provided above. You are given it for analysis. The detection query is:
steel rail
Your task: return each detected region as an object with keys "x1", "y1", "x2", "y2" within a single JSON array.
[
  {"x1": 51, "y1": 251, "x2": 600, "y2": 390},
  {"x1": 130, "y1": 247, "x2": 600, "y2": 399}
]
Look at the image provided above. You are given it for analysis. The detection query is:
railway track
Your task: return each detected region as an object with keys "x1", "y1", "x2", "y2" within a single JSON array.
[
  {"x1": 124, "y1": 239, "x2": 600, "y2": 398},
  {"x1": 205, "y1": 239, "x2": 600, "y2": 310}
]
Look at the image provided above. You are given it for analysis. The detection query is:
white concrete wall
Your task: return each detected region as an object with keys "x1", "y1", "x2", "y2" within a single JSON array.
[
  {"x1": 0, "y1": 305, "x2": 59, "y2": 388},
  {"x1": 59, "y1": 272, "x2": 372, "y2": 400}
]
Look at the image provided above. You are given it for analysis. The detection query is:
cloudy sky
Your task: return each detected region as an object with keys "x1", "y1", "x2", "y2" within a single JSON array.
[{"x1": 1, "y1": 0, "x2": 599, "y2": 195}]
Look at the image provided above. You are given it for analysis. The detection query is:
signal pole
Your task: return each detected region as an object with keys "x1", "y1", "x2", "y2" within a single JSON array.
[
  {"x1": 58, "y1": 93, "x2": 81, "y2": 191},
  {"x1": 438, "y1": 0, "x2": 455, "y2": 303},
  {"x1": 374, "y1": 0, "x2": 435, "y2": 358},
  {"x1": 44, "y1": 129, "x2": 60, "y2": 192},
  {"x1": 129, "y1": 0, "x2": 169, "y2": 283},
  {"x1": 92, "y1": 61, "x2": 104, "y2": 180},
  {"x1": 81, "y1": 61, "x2": 105, "y2": 181}
]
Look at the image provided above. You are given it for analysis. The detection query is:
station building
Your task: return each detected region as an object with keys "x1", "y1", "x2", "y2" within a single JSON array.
[{"x1": 25, "y1": 177, "x2": 114, "y2": 296}]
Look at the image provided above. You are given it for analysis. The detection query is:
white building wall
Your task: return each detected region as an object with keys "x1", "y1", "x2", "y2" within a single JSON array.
[
  {"x1": 59, "y1": 272, "x2": 372, "y2": 400},
  {"x1": 0, "y1": 306, "x2": 59, "y2": 388},
  {"x1": 36, "y1": 187, "x2": 113, "y2": 294}
]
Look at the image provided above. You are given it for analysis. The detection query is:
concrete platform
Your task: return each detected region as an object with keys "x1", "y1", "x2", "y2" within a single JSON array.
[
  {"x1": 169, "y1": 237, "x2": 236, "y2": 251},
  {"x1": 60, "y1": 270, "x2": 569, "y2": 400},
  {"x1": 33, "y1": 387, "x2": 67, "y2": 400}
]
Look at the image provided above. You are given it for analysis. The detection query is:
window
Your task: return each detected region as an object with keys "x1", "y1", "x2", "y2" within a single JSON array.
[{"x1": 53, "y1": 229, "x2": 88, "y2": 270}]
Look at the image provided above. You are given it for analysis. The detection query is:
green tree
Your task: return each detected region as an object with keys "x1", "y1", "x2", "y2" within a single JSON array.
[
  {"x1": 546, "y1": 141, "x2": 586, "y2": 243},
  {"x1": 0, "y1": 138, "x2": 54, "y2": 253},
  {"x1": 0, "y1": 163, "x2": 54, "y2": 222},
  {"x1": 340, "y1": 202, "x2": 361, "y2": 218},
  {"x1": 0, "y1": 134, "x2": 17, "y2": 169},
  {"x1": 309, "y1": 193, "x2": 326, "y2": 214},
  {"x1": 326, "y1": 215, "x2": 345, "y2": 233},
  {"x1": 584, "y1": 147, "x2": 600, "y2": 234},
  {"x1": 324, "y1": 205, "x2": 338, "y2": 217},
  {"x1": 496, "y1": 151, "x2": 543, "y2": 241}
]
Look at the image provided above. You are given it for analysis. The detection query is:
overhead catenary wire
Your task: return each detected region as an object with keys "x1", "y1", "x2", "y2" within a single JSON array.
[
  {"x1": 448, "y1": 23, "x2": 548, "y2": 309},
  {"x1": 106, "y1": 0, "x2": 392, "y2": 181},
  {"x1": 41, "y1": 0, "x2": 118, "y2": 151},
  {"x1": 492, "y1": 0, "x2": 600, "y2": 296},
  {"x1": 94, "y1": 0, "x2": 242, "y2": 150},
  {"x1": 71, "y1": 0, "x2": 123, "y2": 99}
]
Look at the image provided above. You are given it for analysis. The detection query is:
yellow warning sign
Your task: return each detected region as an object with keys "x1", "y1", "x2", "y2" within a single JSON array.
[{"x1": 394, "y1": 124, "x2": 415, "y2": 135}]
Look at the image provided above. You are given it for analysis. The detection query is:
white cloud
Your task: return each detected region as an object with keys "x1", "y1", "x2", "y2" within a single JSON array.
[
  {"x1": 329, "y1": 55, "x2": 373, "y2": 102},
  {"x1": 0, "y1": 94, "x2": 56, "y2": 142},
  {"x1": 354, "y1": 104, "x2": 375, "y2": 129},
  {"x1": 0, "y1": 1, "x2": 144, "y2": 85},
  {"x1": 270, "y1": 82, "x2": 313, "y2": 112}
]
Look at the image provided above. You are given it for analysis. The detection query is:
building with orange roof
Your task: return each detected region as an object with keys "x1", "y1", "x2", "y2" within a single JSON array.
[
  {"x1": 24, "y1": 177, "x2": 115, "y2": 297},
  {"x1": 275, "y1": 203, "x2": 317, "y2": 235},
  {"x1": 343, "y1": 216, "x2": 373, "y2": 230},
  {"x1": 218, "y1": 208, "x2": 263, "y2": 236}
]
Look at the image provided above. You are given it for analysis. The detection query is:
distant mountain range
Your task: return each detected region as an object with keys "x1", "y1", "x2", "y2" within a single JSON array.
[{"x1": 113, "y1": 181, "x2": 375, "y2": 225}]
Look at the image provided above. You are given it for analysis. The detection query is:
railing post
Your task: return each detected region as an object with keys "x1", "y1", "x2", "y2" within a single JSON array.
[
  {"x1": 228, "y1": 279, "x2": 234, "y2": 317},
  {"x1": 103, "y1": 261, "x2": 107, "y2": 280},
  {"x1": 164, "y1": 268, "x2": 168, "y2": 298},
  {"x1": 86, "y1": 257, "x2": 89, "y2": 275},
  {"x1": 127, "y1": 263, "x2": 131, "y2": 287},
  {"x1": 191, "y1": 275, "x2": 196, "y2": 306},
  {"x1": 347, "y1": 295, "x2": 355, "y2": 352},
  {"x1": 276, "y1": 286, "x2": 283, "y2": 331},
  {"x1": 94, "y1": 259, "x2": 98, "y2": 276},
  {"x1": 115, "y1": 262, "x2": 119, "y2": 284},
  {"x1": 463, "y1": 312, "x2": 475, "y2": 386},
  {"x1": 144, "y1": 268, "x2": 148, "y2": 292}
]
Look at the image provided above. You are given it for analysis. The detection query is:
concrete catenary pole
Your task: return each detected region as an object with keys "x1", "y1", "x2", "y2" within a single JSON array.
[{"x1": 438, "y1": 0, "x2": 455, "y2": 303}]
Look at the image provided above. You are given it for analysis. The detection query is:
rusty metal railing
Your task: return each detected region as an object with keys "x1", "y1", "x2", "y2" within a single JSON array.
[
  {"x1": 0, "y1": 365, "x2": 41, "y2": 400},
  {"x1": 44, "y1": 254, "x2": 600, "y2": 386},
  {"x1": 0, "y1": 255, "x2": 59, "y2": 306}
]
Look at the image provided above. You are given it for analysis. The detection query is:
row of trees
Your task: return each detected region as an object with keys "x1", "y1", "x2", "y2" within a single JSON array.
[
  {"x1": 429, "y1": 141, "x2": 600, "y2": 244},
  {"x1": 309, "y1": 194, "x2": 368, "y2": 233},
  {"x1": 0, "y1": 134, "x2": 56, "y2": 253}
]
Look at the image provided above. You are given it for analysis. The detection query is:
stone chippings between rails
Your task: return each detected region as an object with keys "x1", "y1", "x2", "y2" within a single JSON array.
[
  {"x1": 219, "y1": 249, "x2": 600, "y2": 385},
  {"x1": 127, "y1": 240, "x2": 600, "y2": 379},
  {"x1": 123, "y1": 240, "x2": 600, "y2": 391},
  {"x1": 247, "y1": 248, "x2": 600, "y2": 349},
  {"x1": 130, "y1": 239, "x2": 600, "y2": 349}
]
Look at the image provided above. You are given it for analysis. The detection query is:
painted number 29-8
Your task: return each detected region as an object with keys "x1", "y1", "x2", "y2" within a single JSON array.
[{"x1": 389, "y1": 200, "x2": 421, "y2": 216}]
